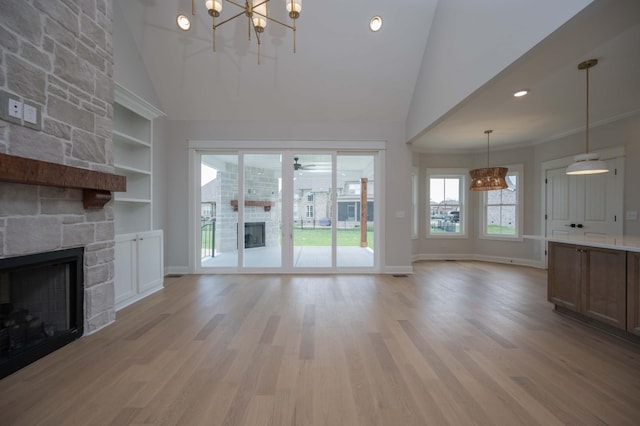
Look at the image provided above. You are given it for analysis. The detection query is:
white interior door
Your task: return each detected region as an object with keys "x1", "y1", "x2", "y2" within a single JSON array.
[{"x1": 545, "y1": 157, "x2": 623, "y2": 237}]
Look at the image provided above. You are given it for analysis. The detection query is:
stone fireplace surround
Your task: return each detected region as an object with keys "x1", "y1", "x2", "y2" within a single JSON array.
[{"x1": 1, "y1": 0, "x2": 118, "y2": 335}]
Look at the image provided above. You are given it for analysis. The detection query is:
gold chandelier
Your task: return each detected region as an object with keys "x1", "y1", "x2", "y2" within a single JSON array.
[
  {"x1": 191, "y1": 0, "x2": 302, "y2": 64},
  {"x1": 469, "y1": 130, "x2": 508, "y2": 191}
]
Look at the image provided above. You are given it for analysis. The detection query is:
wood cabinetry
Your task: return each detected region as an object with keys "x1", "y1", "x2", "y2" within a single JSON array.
[
  {"x1": 582, "y1": 246, "x2": 626, "y2": 328},
  {"x1": 113, "y1": 85, "x2": 165, "y2": 310},
  {"x1": 548, "y1": 242, "x2": 581, "y2": 311},
  {"x1": 548, "y1": 242, "x2": 626, "y2": 329},
  {"x1": 628, "y1": 252, "x2": 640, "y2": 336}
]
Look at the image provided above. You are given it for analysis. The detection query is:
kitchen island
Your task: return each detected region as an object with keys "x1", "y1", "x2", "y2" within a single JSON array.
[{"x1": 527, "y1": 235, "x2": 640, "y2": 338}]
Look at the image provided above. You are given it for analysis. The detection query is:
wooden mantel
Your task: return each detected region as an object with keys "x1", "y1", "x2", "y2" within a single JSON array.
[
  {"x1": 0, "y1": 153, "x2": 126, "y2": 209},
  {"x1": 230, "y1": 200, "x2": 272, "y2": 212}
]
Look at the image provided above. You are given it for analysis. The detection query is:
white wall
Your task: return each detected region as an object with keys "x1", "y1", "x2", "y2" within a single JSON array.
[
  {"x1": 413, "y1": 113, "x2": 640, "y2": 266},
  {"x1": 165, "y1": 120, "x2": 413, "y2": 273},
  {"x1": 406, "y1": 0, "x2": 592, "y2": 142}
]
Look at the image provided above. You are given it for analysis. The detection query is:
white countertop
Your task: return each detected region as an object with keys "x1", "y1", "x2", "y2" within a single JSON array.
[{"x1": 524, "y1": 234, "x2": 640, "y2": 253}]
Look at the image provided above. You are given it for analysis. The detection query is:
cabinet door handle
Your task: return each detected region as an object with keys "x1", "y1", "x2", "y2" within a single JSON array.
[
  {"x1": 564, "y1": 223, "x2": 576, "y2": 228},
  {"x1": 576, "y1": 224, "x2": 583, "y2": 228}
]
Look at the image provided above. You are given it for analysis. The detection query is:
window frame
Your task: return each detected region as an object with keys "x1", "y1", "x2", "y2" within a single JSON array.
[
  {"x1": 479, "y1": 164, "x2": 524, "y2": 241},
  {"x1": 306, "y1": 204, "x2": 314, "y2": 218},
  {"x1": 426, "y1": 168, "x2": 468, "y2": 238}
]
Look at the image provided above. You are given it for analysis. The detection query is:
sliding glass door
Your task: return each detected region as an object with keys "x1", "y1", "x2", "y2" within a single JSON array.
[
  {"x1": 336, "y1": 154, "x2": 374, "y2": 268},
  {"x1": 242, "y1": 153, "x2": 282, "y2": 268},
  {"x1": 196, "y1": 150, "x2": 376, "y2": 272},
  {"x1": 292, "y1": 153, "x2": 334, "y2": 268}
]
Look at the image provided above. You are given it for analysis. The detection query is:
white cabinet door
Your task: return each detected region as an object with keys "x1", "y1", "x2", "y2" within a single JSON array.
[
  {"x1": 114, "y1": 235, "x2": 137, "y2": 306},
  {"x1": 137, "y1": 230, "x2": 164, "y2": 293},
  {"x1": 546, "y1": 157, "x2": 622, "y2": 237},
  {"x1": 114, "y1": 230, "x2": 164, "y2": 310}
]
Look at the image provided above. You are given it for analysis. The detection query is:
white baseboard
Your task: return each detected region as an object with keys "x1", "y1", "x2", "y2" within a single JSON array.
[
  {"x1": 382, "y1": 265, "x2": 414, "y2": 275},
  {"x1": 413, "y1": 253, "x2": 545, "y2": 269},
  {"x1": 165, "y1": 266, "x2": 190, "y2": 275}
]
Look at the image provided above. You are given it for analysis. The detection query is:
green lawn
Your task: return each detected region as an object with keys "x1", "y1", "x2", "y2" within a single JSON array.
[
  {"x1": 486, "y1": 224, "x2": 516, "y2": 235},
  {"x1": 294, "y1": 227, "x2": 374, "y2": 248},
  {"x1": 201, "y1": 224, "x2": 374, "y2": 249}
]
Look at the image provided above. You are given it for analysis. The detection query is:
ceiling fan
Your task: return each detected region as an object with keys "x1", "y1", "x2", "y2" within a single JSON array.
[
  {"x1": 293, "y1": 157, "x2": 330, "y2": 171},
  {"x1": 293, "y1": 157, "x2": 304, "y2": 170}
]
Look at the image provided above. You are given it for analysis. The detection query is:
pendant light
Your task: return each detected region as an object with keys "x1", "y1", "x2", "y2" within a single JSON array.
[
  {"x1": 566, "y1": 59, "x2": 609, "y2": 175},
  {"x1": 469, "y1": 130, "x2": 508, "y2": 191}
]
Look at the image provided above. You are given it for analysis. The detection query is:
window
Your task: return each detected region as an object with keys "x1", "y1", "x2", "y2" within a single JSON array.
[
  {"x1": 411, "y1": 167, "x2": 418, "y2": 239},
  {"x1": 427, "y1": 169, "x2": 467, "y2": 237},
  {"x1": 481, "y1": 165, "x2": 523, "y2": 239},
  {"x1": 307, "y1": 192, "x2": 314, "y2": 202},
  {"x1": 306, "y1": 205, "x2": 314, "y2": 218}
]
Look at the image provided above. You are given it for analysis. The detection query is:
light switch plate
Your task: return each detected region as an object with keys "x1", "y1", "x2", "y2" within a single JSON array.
[
  {"x1": 22, "y1": 101, "x2": 41, "y2": 130},
  {"x1": 626, "y1": 211, "x2": 637, "y2": 221}
]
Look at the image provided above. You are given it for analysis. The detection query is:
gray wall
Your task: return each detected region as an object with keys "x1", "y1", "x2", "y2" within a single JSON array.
[{"x1": 413, "y1": 112, "x2": 640, "y2": 265}]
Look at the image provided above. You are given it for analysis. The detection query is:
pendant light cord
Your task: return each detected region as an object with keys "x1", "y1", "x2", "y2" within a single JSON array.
[
  {"x1": 485, "y1": 129, "x2": 492, "y2": 167},
  {"x1": 585, "y1": 63, "x2": 590, "y2": 154}
]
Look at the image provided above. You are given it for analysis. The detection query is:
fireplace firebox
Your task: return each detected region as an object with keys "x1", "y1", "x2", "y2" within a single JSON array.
[
  {"x1": 244, "y1": 222, "x2": 266, "y2": 249},
  {"x1": 0, "y1": 247, "x2": 84, "y2": 379}
]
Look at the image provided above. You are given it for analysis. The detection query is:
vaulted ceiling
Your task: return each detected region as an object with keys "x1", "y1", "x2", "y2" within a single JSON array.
[
  {"x1": 116, "y1": 0, "x2": 640, "y2": 153},
  {"x1": 116, "y1": 0, "x2": 437, "y2": 124}
]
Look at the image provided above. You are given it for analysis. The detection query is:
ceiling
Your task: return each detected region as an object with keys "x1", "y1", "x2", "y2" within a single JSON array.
[
  {"x1": 411, "y1": 0, "x2": 640, "y2": 152},
  {"x1": 117, "y1": 0, "x2": 437, "y2": 124},
  {"x1": 116, "y1": 1, "x2": 640, "y2": 153}
]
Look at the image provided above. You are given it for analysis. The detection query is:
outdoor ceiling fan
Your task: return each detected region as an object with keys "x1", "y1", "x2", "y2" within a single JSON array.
[{"x1": 293, "y1": 157, "x2": 330, "y2": 172}]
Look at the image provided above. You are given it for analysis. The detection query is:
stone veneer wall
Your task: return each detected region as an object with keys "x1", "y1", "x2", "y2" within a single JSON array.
[
  {"x1": 215, "y1": 164, "x2": 279, "y2": 252},
  {"x1": 0, "y1": 0, "x2": 116, "y2": 333}
]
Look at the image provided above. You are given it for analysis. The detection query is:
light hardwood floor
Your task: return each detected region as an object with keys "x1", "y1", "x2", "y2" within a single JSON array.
[{"x1": 2, "y1": 261, "x2": 640, "y2": 425}]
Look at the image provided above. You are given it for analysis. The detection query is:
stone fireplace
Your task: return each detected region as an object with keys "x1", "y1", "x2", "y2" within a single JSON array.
[{"x1": 1, "y1": 0, "x2": 118, "y2": 346}]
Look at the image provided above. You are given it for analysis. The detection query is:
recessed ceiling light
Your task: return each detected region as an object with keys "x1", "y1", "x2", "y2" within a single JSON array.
[
  {"x1": 177, "y1": 14, "x2": 191, "y2": 31},
  {"x1": 513, "y1": 89, "x2": 528, "y2": 97},
  {"x1": 370, "y1": 16, "x2": 383, "y2": 32}
]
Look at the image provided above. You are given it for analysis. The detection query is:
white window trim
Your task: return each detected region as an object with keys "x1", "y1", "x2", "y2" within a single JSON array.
[
  {"x1": 426, "y1": 168, "x2": 468, "y2": 239},
  {"x1": 479, "y1": 164, "x2": 524, "y2": 241},
  {"x1": 411, "y1": 167, "x2": 419, "y2": 239}
]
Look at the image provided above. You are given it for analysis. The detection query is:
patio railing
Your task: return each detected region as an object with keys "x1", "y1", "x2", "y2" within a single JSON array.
[{"x1": 201, "y1": 219, "x2": 215, "y2": 258}]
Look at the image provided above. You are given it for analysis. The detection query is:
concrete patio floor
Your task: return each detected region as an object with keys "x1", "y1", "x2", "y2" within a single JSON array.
[{"x1": 201, "y1": 245, "x2": 374, "y2": 269}]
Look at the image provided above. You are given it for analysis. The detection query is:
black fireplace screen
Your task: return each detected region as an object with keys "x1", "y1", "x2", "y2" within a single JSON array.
[
  {"x1": 0, "y1": 247, "x2": 83, "y2": 379},
  {"x1": 244, "y1": 222, "x2": 265, "y2": 249}
]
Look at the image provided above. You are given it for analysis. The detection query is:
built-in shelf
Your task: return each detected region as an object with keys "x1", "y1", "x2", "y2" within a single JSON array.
[
  {"x1": 112, "y1": 130, "x2": 151, "y2": 147},
  {"x1": 113, "y1": 84, "x2": 165, "y2": 312},
  {"x1": 0, "y1": 153, "x2": 126, "y2": 209},
  {"x1": 230, "y1": 200, "x2": 272, "y2": 212}
]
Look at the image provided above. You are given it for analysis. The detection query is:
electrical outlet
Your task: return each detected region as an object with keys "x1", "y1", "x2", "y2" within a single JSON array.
[
  {"x1": 9, "y1": 98, "x2": 22, "y2": 119},
  {"x1": 0, "y1": 90, "x2": 22, "y2": 125},
  {"x1": 626, "y1": 211, "x2": 638, "y2": 221}
]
